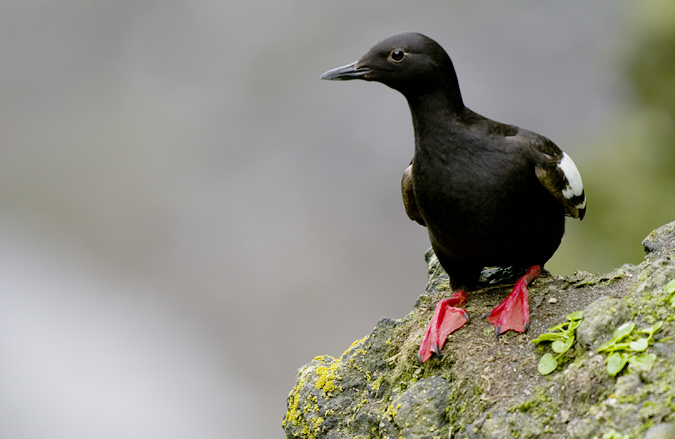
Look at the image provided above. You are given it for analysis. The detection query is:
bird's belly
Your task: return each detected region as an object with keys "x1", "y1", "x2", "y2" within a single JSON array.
[{"x1": 414, "y1": 174, "x2": 565, "y2": 267}]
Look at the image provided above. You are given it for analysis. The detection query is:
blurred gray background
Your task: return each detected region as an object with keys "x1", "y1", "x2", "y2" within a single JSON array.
[{"x1": 3, "y1": 1, "x2": 675, "y2": 438}]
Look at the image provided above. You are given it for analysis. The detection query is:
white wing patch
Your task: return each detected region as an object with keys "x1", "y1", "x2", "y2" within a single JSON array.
[{"x1": 558, "y1": 152, "x2": 585, "y2": 208}]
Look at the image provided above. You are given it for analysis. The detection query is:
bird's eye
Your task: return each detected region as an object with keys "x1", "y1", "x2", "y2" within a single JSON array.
[{"x1": 390, "y1": 50, "x2": 406, "y2": 63}]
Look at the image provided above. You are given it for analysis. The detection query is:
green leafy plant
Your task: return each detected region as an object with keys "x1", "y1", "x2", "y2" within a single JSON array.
[
  {"x1": 532, "y1": 311, "x2": 583, "y2": 375},
  {"x1": 596, "y1": 321, "x2": 662, "y2": 376},
  {"x1": 667, "y1": 279, "x2": 675, "y2": 308}
]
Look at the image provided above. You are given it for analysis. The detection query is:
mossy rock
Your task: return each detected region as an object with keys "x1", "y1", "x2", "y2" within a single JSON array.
[{"x1": 284, "y1": 221, "x2": 675, "y2": 439}]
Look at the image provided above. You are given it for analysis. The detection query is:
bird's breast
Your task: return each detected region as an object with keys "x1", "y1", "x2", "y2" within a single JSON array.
[{"x1": 410, "y1": 143, "x2": 562, "y2": 264}]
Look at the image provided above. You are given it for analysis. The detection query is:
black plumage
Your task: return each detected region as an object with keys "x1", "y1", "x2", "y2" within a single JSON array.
[{"x1": 321, "y1": 32, "x2": 586, "y2": 361}]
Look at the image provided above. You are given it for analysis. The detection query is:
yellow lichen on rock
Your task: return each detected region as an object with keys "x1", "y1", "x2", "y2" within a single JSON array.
[{"x1": 314, "y1": 356, "x2": 341, "y2": 396}]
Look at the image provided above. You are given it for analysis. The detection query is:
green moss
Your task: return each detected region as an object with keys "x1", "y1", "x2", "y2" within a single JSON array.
[
  {"x1": 370, "y1": 375, "x2": 385, "y2": 393},
  {"x1": 571, "y1": 269, "x2": 626, "y2": 288},
  {"x1": 512, "y1": 388, "x2": 551, "y2": 413}
]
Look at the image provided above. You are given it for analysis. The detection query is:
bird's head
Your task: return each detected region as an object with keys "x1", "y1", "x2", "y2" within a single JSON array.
[{"x1": 321, "y1": 32, "x2": 460, "y2": 99}]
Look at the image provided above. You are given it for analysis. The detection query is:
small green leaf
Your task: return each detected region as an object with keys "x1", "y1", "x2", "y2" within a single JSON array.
[
  {"x1": 629, "y1": 338, "x2": 649, "y2": 352},
  {"x1": 629, "y1": 353, "x2": 657, "y2": 371},
  {"x1": 566, "y1": 311, "x2": 583, "y2": 321},
  {"x1": 538, "y1": 353, "x2": 558, "y2": 375},
  {"x1": 666, "y1": 279, "x2": 675, "y2": 294},
  {"x1": 548, "y1": 322, "x2": 568, "y2": 332},
  {"x1": 613, "y1": 322, "x2": 635, "y2": 341},
  {"x1": 613, "y1": 342, "x2": 633, "y2": 351},
  {"x1": 552, "y1": 340, "x2": 566, "y2": 353},
  {"x1": 568, "y1": 319, "x2": 583, "y2": 331},
  {"x1": 607, "y1": 352, "x2": 629, "y2": 376},
  {"x1": 597, "y1": 339, "x2": 615, "y2": 353},
  {"x1": 552, "y1": 337, "x2": 575, "y2": 354},
  {"x1": 601, "y1": 431, "x2": 626, "y2": 439},
  {"x1": 531, "y1": 333, "x2": 564, "y2": 344},
  {"x1": 639, "y1": 321, "x2": 663, "y2": 339}
]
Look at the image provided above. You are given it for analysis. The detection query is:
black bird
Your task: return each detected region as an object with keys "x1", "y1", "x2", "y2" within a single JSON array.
[{"x1": 321, "y1": 32, "x2": 586, "y2": 362}]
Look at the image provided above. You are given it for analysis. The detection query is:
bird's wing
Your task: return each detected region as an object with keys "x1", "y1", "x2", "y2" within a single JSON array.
[
  {"x1": 401, "y1": 161, "x2": 426, "y2": 226},
  {"x1": 528, "y1": 136, "x2": 586, "y2": 220}
]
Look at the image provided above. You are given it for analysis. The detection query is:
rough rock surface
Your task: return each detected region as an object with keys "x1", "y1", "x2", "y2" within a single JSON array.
[{"x1": 283, "y1": 221, "x2": 675, "y2": 439}]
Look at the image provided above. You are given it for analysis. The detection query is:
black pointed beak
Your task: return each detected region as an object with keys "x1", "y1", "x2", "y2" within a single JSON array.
[{"x1": 320, "y1": 61, "x2": 371, "y2": 80}]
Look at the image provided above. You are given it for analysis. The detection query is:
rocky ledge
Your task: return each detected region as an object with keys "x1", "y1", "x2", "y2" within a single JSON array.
[{"x1": 283, "y1": 221, "x2": 675, "y2": 439}]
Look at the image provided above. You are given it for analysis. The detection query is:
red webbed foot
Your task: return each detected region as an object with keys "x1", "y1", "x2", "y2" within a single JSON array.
[
  {"x1": 484, "y1": 265, "x2": 541, "y2": 336},
  {"x1": 418, "y1": 291, "x2": 469, "y2": 363}
]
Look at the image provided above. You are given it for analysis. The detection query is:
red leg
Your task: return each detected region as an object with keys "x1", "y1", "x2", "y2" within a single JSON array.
[
  {"x1": 418, "y1": 291, "x2": 469, "y2": 363},
  {"x1": 484, "y1": 265, "x2": 541, "y2": 335}
]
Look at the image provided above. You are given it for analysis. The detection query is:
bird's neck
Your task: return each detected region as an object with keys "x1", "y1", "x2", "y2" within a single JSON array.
[{"x1": 406, "y1": 88, "x2": 466, "y2": 153}]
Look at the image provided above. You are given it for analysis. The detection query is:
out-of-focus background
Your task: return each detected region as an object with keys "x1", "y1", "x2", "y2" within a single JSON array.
[{"x1": 2, "y1": 1, "x2": 674, "y2": 438}]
